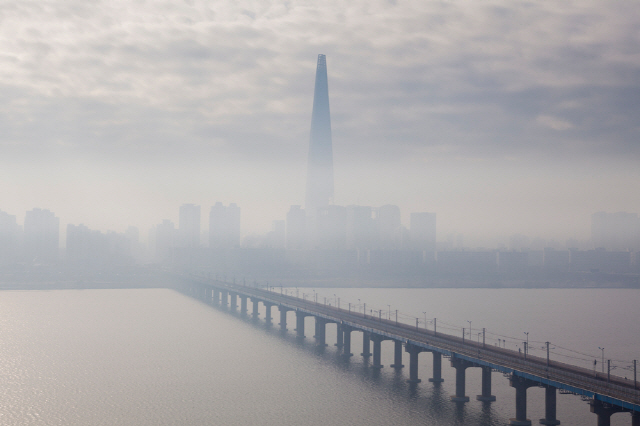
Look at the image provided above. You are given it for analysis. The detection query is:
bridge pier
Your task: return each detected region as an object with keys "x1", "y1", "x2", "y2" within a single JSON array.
[
  {"x1": 314, "y1": 317, "x2": 328, "y2": 346},
  {"x1": 476, "y1": 366, "x2": 496, "y2": 402},
  {"x1": 335, "y1": 323, "x2": 344, "y2": 348},
  {"x1": 342, "y1": 327, "x2": 353, "y2": 357},
  {"x1": 361, "y1": 331, "x2": 371, "y2": 357},
  {"x1": 230, "y1": 293, "x2": 237, "y2": 312},
  {"x1": 509, "y1": 375, "x2": 538, "y2": 426},
  {"x1": 590, "y1": 400, "x2": 632, "y2": 426},
  {"x1": 251, "y1": 297, "x2": 259, "y2": 319},
  {"x1": 371, "y1": 334, "x2": 385, "y2": 369},
  {"x1": 278, "y1": 306, "x2": 289, "y2": 331},
  {"x1": 295, "y1": 310, "x2": 306, "y2": 338},
  {"x1": 240, "y1": 295, "x2": 248, "y2": 316},
  {"x1": 450, "y1": 356, "x2": 473, "y2": 402},
  {"x1": 390, "y1": 340, "x2": 404, "y2": 369},
  {"x1": 539, "y1": 385, "x2": 560, "y2": 425},
  {"x1": 405, "y1": 343, "x2": 423, "y2": 383},
  {"x1": 632, "y1": 412, "x2": 640, "y2": 426},
  {"x1": 264, "y1": 303, "x2": 274, "y2": 325},
  {"x1": 220, "y1": 290, "x2": 228, "y2": 308},
  {"x1": 429, "y1": 352, "x2": 444, "y2": 382},
  {"x1": 213, "y1": 288, "x2": 220, "y2": 306}
]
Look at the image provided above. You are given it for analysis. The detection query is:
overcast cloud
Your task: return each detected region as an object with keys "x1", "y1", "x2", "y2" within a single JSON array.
[{"x1": 1, "y1": 0, "x2": 639, "y2": 244}]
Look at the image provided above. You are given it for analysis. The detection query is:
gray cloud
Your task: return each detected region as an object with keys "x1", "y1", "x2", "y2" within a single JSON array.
[{"x1": 1, "y1": 0, "x2": 639, "y2": 239}]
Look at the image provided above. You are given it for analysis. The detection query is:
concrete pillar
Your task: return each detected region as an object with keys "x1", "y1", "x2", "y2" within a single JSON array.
[
  {"x1": 343, "y1": 327, "x2": 353, "y2": 357},
  {"x1": 390, "y1": 340, "x2": 404, "y2": 368},
  {"x1": 335, "y1": 323, "x2": 344, "y2": 348},
  {"x1": 251, "y1": 298, "x2": 259, "y2": 319},
  {"x1": 221, "y1": 290, "x2": 228, "y2": 308},
  {"x1": 371, "y1": 334, "x2": 384, "y2": 369},
  {"x1": 315, "y1": 317, "x2": 327, "y2": 346},
  {"x1": 632, "y1": 412, "x2": 639, "y2": 426},
  {"x1": 450, "y1": 357, "x2": 473, "y2": 402},
  {"x1": 589, "y1": 400, "x2": 631, "y2": 426},
  {"x1": 477, "y1": 366, "x2": 496, "y2": 402},
  {"x1": 278, "y1": 306, "x2": 288, "y2": 331},
  {"x1": 429, "y1": 351, "x2": 444, "y2": 382},
  {"x1": 539, "y1": 385, "x2": 560, "y2": 425},
  {"x1": 264, "y1": 303, "x2": 273, "y2": 324},
  {"x1": 361, "y1": 331, "x2": 371, "y2": 357},
  {"x1": 230, "y1": 293, "x2": 237, "y2": 311},
  {"x1": 509, "y1": 376, "x2": 538, "y2": 426},
  {"x1": 295, "y1": 311, "x2": 306, "y2": 338},
  {"x1": 405, "y1": 344, "x2": 423, "y2": 383},
  {"x1": 240, "y1": 296, "x2": 248, "y2": 316},
  {"x1": 213, "y1": 289, "x2": 220, "y2": 305}
]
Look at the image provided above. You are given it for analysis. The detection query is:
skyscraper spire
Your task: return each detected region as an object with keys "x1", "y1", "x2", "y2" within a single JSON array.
[{"x1": 305, "y1": 54, "x2": 334, "y2": 215}]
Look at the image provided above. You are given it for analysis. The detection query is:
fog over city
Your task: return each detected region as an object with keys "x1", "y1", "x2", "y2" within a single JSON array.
[{"x1": 1, "y1": 0, "x2": 639, "y2": 247}]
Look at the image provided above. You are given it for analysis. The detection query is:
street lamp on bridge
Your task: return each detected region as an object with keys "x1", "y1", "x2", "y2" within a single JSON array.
[{"x1": 598, "y1": 347, "x2": 605, "y2": 373}]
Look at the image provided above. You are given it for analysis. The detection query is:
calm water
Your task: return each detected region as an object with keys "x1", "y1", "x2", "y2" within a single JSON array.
[{"x1": 0, "y1": 287, "x2": 637, "y2": 425}]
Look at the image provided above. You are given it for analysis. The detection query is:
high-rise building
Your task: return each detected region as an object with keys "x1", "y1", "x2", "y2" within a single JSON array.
[
  {"x1": 409, "y1": 212, "x2": 436, "y2": 255},
  {"x1": 179, "y1": 204, "x2": 201, "y2": 248},
  {"x1": 23, "y1": 208, "x2": 60, "y2": 264},
  {"x1": 305, "y1": 54, "x2": 334, "y2": 216},
  {"x1": 209, "y1": 203, "x2": 241, "y2": 248},
  {"x1": 346, "y1": 205, "x2": 374, "y2": 250}
]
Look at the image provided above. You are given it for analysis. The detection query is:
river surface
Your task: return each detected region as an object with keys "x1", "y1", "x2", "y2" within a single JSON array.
[{"x1": 0, "y1": 287, "x2": 637, "y2": 425}]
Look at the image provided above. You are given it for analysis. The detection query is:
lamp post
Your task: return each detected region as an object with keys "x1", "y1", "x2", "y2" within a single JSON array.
[
  {"x1": 423, "y1": 312, "x2": 427, "y2": 329},
  {"x1": 388, "y1": 305, "x2": 391, "y2": 320},
  {"x1": 524, "y1": 332, "x2": 529, "y2": 356},
  {"x1": 599, "y1": 347, "x2": 605, "y2": 373},
  {"x1": 467, "y1": 320, "x2": 472, "y2": 339}
]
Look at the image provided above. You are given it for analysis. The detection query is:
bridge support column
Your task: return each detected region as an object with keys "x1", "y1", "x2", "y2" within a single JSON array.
[
  {"x1": 450, "y1": 356, "x2": 473, "y2": 402},
  {"x1": 278, "y1": 306, "x2": 288, "y2": 331},
  {"x1": 429, "y1": 351, "x2": 444, "y2": 382},
  {"x1": 230, "y1": 293, "x2": 237, "y2": 311},
  {"x1": 315, "y1": 318, "x2": 327, "y2": 346},
  {"x1": 213, "y1": 289, "x2": 220, "y2": 306},
  {"x1": 632, "y1": 412, "x2": 640, "y2": 426},
  {"x1": 220, "y1": 290, "x2": 228, "y2": 308},
  {"x1": 264, "y1": 303, "x2": 274, "y2": 324},
  {"x1": 295, "y1": 311, "x2": 306, "y2": 338},
  {"x1": 590, "y1": 400, "x2": 631, "y2": 426},
  {"x1": 335, "y1": 323, "x2": 344, "y2": 348},
  {"x1": 343, "y1": 327, "x2": 353, "y2": 357},
  {"x1": 251, "y1": 298, "x2": 259, "y2": 319},
  {"x1": 477, "y1": 366, "x2": 496, "y2": 401},
  {"x1": 509, "y1": 376, "x2": 538, "y2": 426},
  {"x1": 361, "y1": 331, "x2": 371, "y2": 357},
  {"x1": 371, "y1": 334, "x2": 385, "y2": 369},
  {"x1": 539, "y1": 385, "x2": 560, "y2": 425},
  {"x1": 405, "y1": 344, "x2": 423, "y2": 383},
  {"x1": 390, "y1": 340, "x2": 404, "y2": 368},
  {"x1": 240, "y1": 296, "x2": 248, "y2": 316}
]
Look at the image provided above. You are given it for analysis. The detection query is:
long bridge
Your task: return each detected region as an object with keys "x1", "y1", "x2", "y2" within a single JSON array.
[{"x1": 177, "y1": 275, "x2": 640, "y2": 426}]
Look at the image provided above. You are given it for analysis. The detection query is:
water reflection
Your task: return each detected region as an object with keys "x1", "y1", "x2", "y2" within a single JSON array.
[{"x1": 206, "y1": 296, "x2": 511, "y2": 426}]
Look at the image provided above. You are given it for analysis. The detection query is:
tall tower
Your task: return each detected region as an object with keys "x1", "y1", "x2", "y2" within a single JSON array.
[{"x1": 305, "y1": 54, "x2": 334, "y2": 215}]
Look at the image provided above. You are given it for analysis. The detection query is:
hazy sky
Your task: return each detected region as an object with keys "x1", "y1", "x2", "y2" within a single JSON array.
[{"x1": 1, "y1": 1, "x2": 639, "y2": 245}]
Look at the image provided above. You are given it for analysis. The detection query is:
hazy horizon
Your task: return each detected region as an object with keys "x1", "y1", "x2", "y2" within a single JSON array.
[{"x1": 2, "y1": 1, "x2": 639, "y2": 247}]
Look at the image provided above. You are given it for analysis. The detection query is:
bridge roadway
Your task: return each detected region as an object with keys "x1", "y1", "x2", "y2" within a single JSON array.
[{"x1": 180, "y1": 276, "x2": 640, "y2": 426}]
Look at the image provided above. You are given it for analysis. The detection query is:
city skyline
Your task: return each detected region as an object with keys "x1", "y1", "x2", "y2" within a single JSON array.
[{"x1": 1, "y1": 2, "x2": 639, "y2": 246}]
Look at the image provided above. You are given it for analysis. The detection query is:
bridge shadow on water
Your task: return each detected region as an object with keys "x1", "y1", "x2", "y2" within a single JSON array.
[{"x1": 216, "y1": 303, "x2": 509, "y2": 426}]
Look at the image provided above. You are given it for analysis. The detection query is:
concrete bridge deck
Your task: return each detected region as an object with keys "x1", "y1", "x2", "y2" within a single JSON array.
[{"x1": 179, "y1": 276, "x2": 640, "y2": 425}]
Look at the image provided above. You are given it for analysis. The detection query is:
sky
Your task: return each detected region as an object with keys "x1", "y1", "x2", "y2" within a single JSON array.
[{"x1": 1, "y1": 0, "x2": 639, "y2": 246}]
